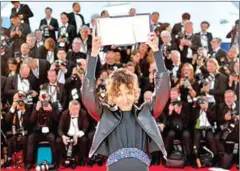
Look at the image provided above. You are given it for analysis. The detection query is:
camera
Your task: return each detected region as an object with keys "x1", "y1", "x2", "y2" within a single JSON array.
[
  {"x1": 175, "y1": 32, "x2": 184, "y2": 40},
  {"x1": 183, "y1": 73, "x2": 191, "y2": 89},
  {"x1": 197, "y1": 98, "x2": 205, "y2": 105},
  {"x1": 202, "y1": 74, "x2": 215, "y2": 86},
  {"x1": 36, "y1": 160, "x2": 55, "y2": 171},
  {"x1": 59, "y1": 31, "x2": 69, "y2": 48},
  {"x1": 14, "y1": 51, "x2": 21, "y2": 58},
  {"x1": 64, "y1": 137, "x2": 77, "y2": 169},
  {"x1": 163, "y1": 44, "x2": 172, "y2": 55},
  {"x1": 171, "y1": 98, "x2": 182, "y2": 106},
  {"x1": 54, "y1": 60, "x2": 67, "y2": 71},
  {"x1": 0, "y1": 36, "x2": 7, "y2": 49},
  {"x1": 98, "y1": 79, "x2": 107, "y2": 99},
  {"x1": 41, "y1": 25, "x2": 50, "y2": 38}
]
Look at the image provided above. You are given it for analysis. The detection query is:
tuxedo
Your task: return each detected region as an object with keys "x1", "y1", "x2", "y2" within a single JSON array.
[
  {"x1": 176, "y1": 33, "x2": 202, "y2": 64},
  {"x1": 4, "y1": 74, "x2": 39, "y2": 104},
  {"x1": 56, "y1": 109, "x2": 89, "y2": 163},
  {"x1": 169, "y1": 63, "x2": 183, "y2": 87},
  {"x1": 31, "y1": 59, "x2": 50, "y2": 86},
  {"x1": 172, "y1": 22, "x2": 184, "y2": 36},
  {"x1": 67, "y1": 50, "x2": 87, "y2": 63},
  {"x1": 226, "y1": 27, "x2": 239, "y2": 47},
  {"x1": 11, "y1": 4, "x2": 33, "y2": 25},
  {"x1": 209, "y1": 48, "x2": 227, "y2": 65},
  {"x1": 26, "y1": 105, "x2": 58, "y2": 165},
  {"x1": 39, "y1": 17, "x2": 59, "y2": 41},
  {"x1": 68, "y1": 12, "x2": 85, "y2": 34},
  {"x1": 9, "y1": 23, "x2": 31, "y2": 53},
  {"x1": 78, "y1": 34, "x2": 92, "y2": 54},
  {"x1": 5, "y1": 108, "x2": 32, "y2": 163},
  {"x1": 38, "y1": 46, "x2": 57, "y2": 63},
  {"x1": 195, "y1": 32, "x2": 213, "y2": 51},
  {"x1": 41, "y1": 82, "x2": 67, "y2": 112},
  {"x1": 57, "y1": 24, "x2": 76, "y2": 49}
]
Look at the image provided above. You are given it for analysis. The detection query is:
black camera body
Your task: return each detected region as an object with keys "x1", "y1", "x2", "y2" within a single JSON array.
[
  {"x1": 171, "y1": 100, "x2": 182, "y2": 106},
  {"x1": 175, "y1": 32, "x2": 184, "y2": 40},
  {"x1": 163, "y1": 45, "x2": 172, "y2": 55},
  {"x1": 64, "y1": 138, "x2": 77, "y2": 169},
  {"x1": 55, "y1": 60, "x2": 67, "y2": 71},
  {"x1": 42, "y1": 25, "x2": 50, "y2": 38}
]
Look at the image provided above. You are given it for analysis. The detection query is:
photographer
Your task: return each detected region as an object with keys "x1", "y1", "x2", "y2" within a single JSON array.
[
  {"x1": 25, "y1": 90, "x2": 58, "y2": 169},
  {"x1": 57, "y1": 100, "x2": 89, "y2": 166},
  {"x1": 78, "y1": 25, "x2": 92, "y2": 55},
  {"x1": 200, "y1": 58, "x2": 228, "y2": 104},
  {"x1": 39, "y1": 38, "x2": 57, "y2": 64},
  {"x1": 219, "y1": 46, "x2": 239, "y2": 76},
  {"x1": 67, "y1": 38, "x2": 87, "y2": 63},
  {"x1": 192, "y1": 96, "x2": 218, "y2": 166},
  {"x1": 3, "y1": 94, "x2": 31, "y2": 168},
  {"x1": 65, "y1": 60, "x2": 85, "y2": 106},
  {"x1": 39, "y1": 7, "x2": 59, "y2": 41},
  {"x1": 159, "y1": 30, "x2": 178, "y2": 70},
  {"x1": 215, "y1": 90, "x2": 239, "y2": 159},
  {"x1": 50, "y1": 48, "x2": 75, "y2": 84},
  {"x1": 174, "y1": 63, "x2": 200, "y2": 105},
  {"x1": 209, "y1": 37, "x2": 227, "y2": 64},
  {"x1": 228, "y1": 61, "x2": 239, "y2": 100},
  {"x1": 175, "y1": 20, "x2": 201, "y2": 64},
  {"x1": 164, "y1": 88, "x2": 192, "y2": 164},
  {"x1": 169, "y1": 50, "x2": 183, "y2": 86},
  {"x1": 57, "y1": 12, "x2": 76, "y2": 50},
  {"x1": 4, "y1": 63, "x2": 38, "y2": 105},
  {"x1": 7, "y1": 58, "x2": 18, "y2": 77},
  {"x1": 9, "y1": 14, "x2": 31, "y2": 53},
  {"x1": 26, "y1": 33, "x2": 40, "y2": 58},
  {"x1": 96, "y1": 70, "x2": 109, "y2": 102},
  {"x1": 41, "y1": 69, "x2": 66, "y2": 117}
]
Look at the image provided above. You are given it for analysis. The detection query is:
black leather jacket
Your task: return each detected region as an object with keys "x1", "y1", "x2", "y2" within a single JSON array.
[{"x1": 81, "y1": 50, "x2": 170, "y2": 159}]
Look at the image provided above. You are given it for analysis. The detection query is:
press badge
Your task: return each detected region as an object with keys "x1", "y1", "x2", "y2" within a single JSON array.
[
  {"x1": 42, "y1": 127, "x2": 49, "y2": 133},
  {"x1": 71, "y1": 89, "x2": 79, "y2": 100}
]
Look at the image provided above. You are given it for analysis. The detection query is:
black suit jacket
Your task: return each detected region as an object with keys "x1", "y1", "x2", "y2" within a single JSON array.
[
  {"x1": 78, "y1": 34, "x2": 92, "y2": 54},
  {"x1": 31, "y1": 59, "x2": 50, "y2": 86},
  {"x1": 172, "y1": 22, "x2": 183, "y2": 36},
  {"x1": 195, "y1": 32, "x2": 213, "y2": 51},
  {"x1": 58, "y1": 24, "x2": 76, "y2": 46},
  {"x1": 58, "y1": 109, "x2": 89, "y2": 137},
  {"x1": 29, "y1": 45, "x2": 40, "y2": 59},
  {"x1": 41, "y1": 82, "x2": 67, "y2": 108},
  {"x1": 38, "y1": 46, "x2": 57, "y2": 62},
  {"x1": 11, "y1": 4, "x2": 33, "y2": 25},
  {"x1": 68, "y1": 12, "x2": 85, "y2": 33},
  {"x1": 67, "y1": 51, "x2": 87, "y2": 63},
  {"x1": 209, "y1": 48, "x2": 227, "y2": 65},
  {"x1": 176, "y1": 34, "x2": 202, "y2": 63},
  {"x1": 9, "y1": 23, "x2": 31, "y2": 53},
  {"x1": 4, "y1": 74, "x2": 39, "y2": 104},
  {"x1": 39, "y1": 17, "x2": 59, "y2": 41}
]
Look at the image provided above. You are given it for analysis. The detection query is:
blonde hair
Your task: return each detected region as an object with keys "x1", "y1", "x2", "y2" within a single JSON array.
[
  {"x1": 106, "y1": 68, "x2": 139, "y2": 105},
  {"x1": 206, "y1": 58, "x2": 220, "y2": 71}
]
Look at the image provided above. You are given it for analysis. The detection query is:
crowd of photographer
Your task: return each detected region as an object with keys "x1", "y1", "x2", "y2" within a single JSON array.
[{"x1": 0, "y1": 1, "x2": 239, "y2": 170}]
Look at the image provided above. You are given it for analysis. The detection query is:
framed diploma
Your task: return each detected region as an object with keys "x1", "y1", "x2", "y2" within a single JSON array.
[{"x1": 96, "y1": 13, "x2": 151, "y2": 46}]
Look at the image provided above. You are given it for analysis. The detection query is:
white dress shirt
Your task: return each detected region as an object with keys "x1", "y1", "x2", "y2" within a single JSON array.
[
  {"x1": 31, "y1": 59, "x2": 40, "y2": 79},
  {"x1": 48, "y1": 82, "x2": 57, "y2": 103},
  {"x1": 74, "y1": 13, "x2": 83, "y2": 34}
]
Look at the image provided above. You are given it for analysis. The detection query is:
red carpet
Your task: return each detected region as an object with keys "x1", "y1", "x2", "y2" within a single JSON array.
[{"x1": 2, "y1": 165, "x2": 238, "y2": 171}]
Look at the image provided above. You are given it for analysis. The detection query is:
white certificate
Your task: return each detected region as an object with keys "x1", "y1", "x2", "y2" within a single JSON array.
[{"x1": 96, "y1": 14, "x2": 151, "y2": 46}]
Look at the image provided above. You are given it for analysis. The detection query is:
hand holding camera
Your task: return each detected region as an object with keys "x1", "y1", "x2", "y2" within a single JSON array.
[
  {"x1": 48, "y1": 25, "x2": 54, "y2": 30},
  {"x1": 224, "y1": 112, "x2": 232, "y2": 121},
  {"x1": 62, "y1": 135, "x2": 70, "y2": 145},
  {"x1": 146, "y1": 32, "x2": 159, "y2": 52},
  {"x1": 168, "y1": 103, "x2": 175, "y2": 115}
]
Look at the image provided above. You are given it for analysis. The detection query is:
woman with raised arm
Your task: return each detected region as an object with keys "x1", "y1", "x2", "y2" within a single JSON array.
[{"x1": 81, "y1": 29, "x2": 170, "y2": 171}]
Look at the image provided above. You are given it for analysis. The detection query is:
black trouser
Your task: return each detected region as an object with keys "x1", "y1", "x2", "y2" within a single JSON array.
[
  {"x1": 7, "y1": 135, "x2": 28, "y2": 162},
  {"x1": 164, "y1": 129, "x2": 192, "y2": 158},
  {"x1": 215, "y1": 131, "x2": 239, "y2": 154},
  {"x1": 26, "y1": 132, "x2": 57, "y2": 165},
  {"x1": 194, "y1": 129, "x2": 217, "y2": 155},
  {"x1": 56, "y1": 135, "x2": 89, "y2": 165}
]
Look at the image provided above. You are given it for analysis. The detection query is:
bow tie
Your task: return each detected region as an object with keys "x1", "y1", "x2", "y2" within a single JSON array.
[
  {"x1": 62, "y1": 26, "x2": 66, "y2": 28},
  {"x1": 71, "y1": 116, "x2": 78, "y2": 119},
  {"x1": 201, "y1": 33, "x2": 207, "y2": 36}
]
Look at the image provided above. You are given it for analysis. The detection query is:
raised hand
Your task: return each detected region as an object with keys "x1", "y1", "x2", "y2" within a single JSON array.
[
  {"x1": 146, "y1": 32, "x2": 159, "y2": 52},
  {"x1": 91, "y1": 26, "x2": 102, "y2": 57}
]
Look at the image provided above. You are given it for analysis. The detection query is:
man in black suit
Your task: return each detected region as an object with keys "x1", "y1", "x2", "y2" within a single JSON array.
[
  {"x1": 11, "y1": 1, "x2": 33, "y2": 25},
  {"x1": 226, "y1": 19, "x2": 239, "y2": 47},
  {"x1": 58, "y1": 12, "x2": 76, "y2": 50},
  {"x1": 151, "y1": 12, "x2": 162, "y2": 30},
  {"x1": 209, "y1": 37, "x2": 227, "y2": 64},
  {"x1": 23, "y1": 57, "x2": 50, "y2": 86},
  {"x1": 4, "y1": 63, "x2": 39, "y2": 105},
  {"x1": 39, "y1": 7, "x2": 59, "y2": 41},
  {"x1": 26, "y1": 33, "x2": 40, "y2": 58},
  {"x1": 172, "y1": 12, "x2": 191, "y2": 37},
  {"x1": 9, "y1": 14, "x2": 31, "y2": 53},
  {"x1": 68, "y1": 2, "x2": 85, "y2": 35},
  {"x1": 79, "y1": 25, "x2": 92, "y2": 55},
  {"x1": 176, "y1": 20, "x2": 201, "y2": 64},
  {"x1": 196, "y1": 21, "x2": 213, "y2": 52},
  {"x1": 85, "y1": 14, "x2": 100, "y2": 34},
  {"x1": 67, "y1": 38, "x2": 87, "y2": 63}
]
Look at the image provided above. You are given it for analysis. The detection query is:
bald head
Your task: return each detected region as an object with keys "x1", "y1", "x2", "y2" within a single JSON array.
[
  {"x1": 21, "y1": 43, "x2": 30, "y2": 56},
  {"x1": 20, "y1": 63, "x2": 30, "y2": 78}
]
